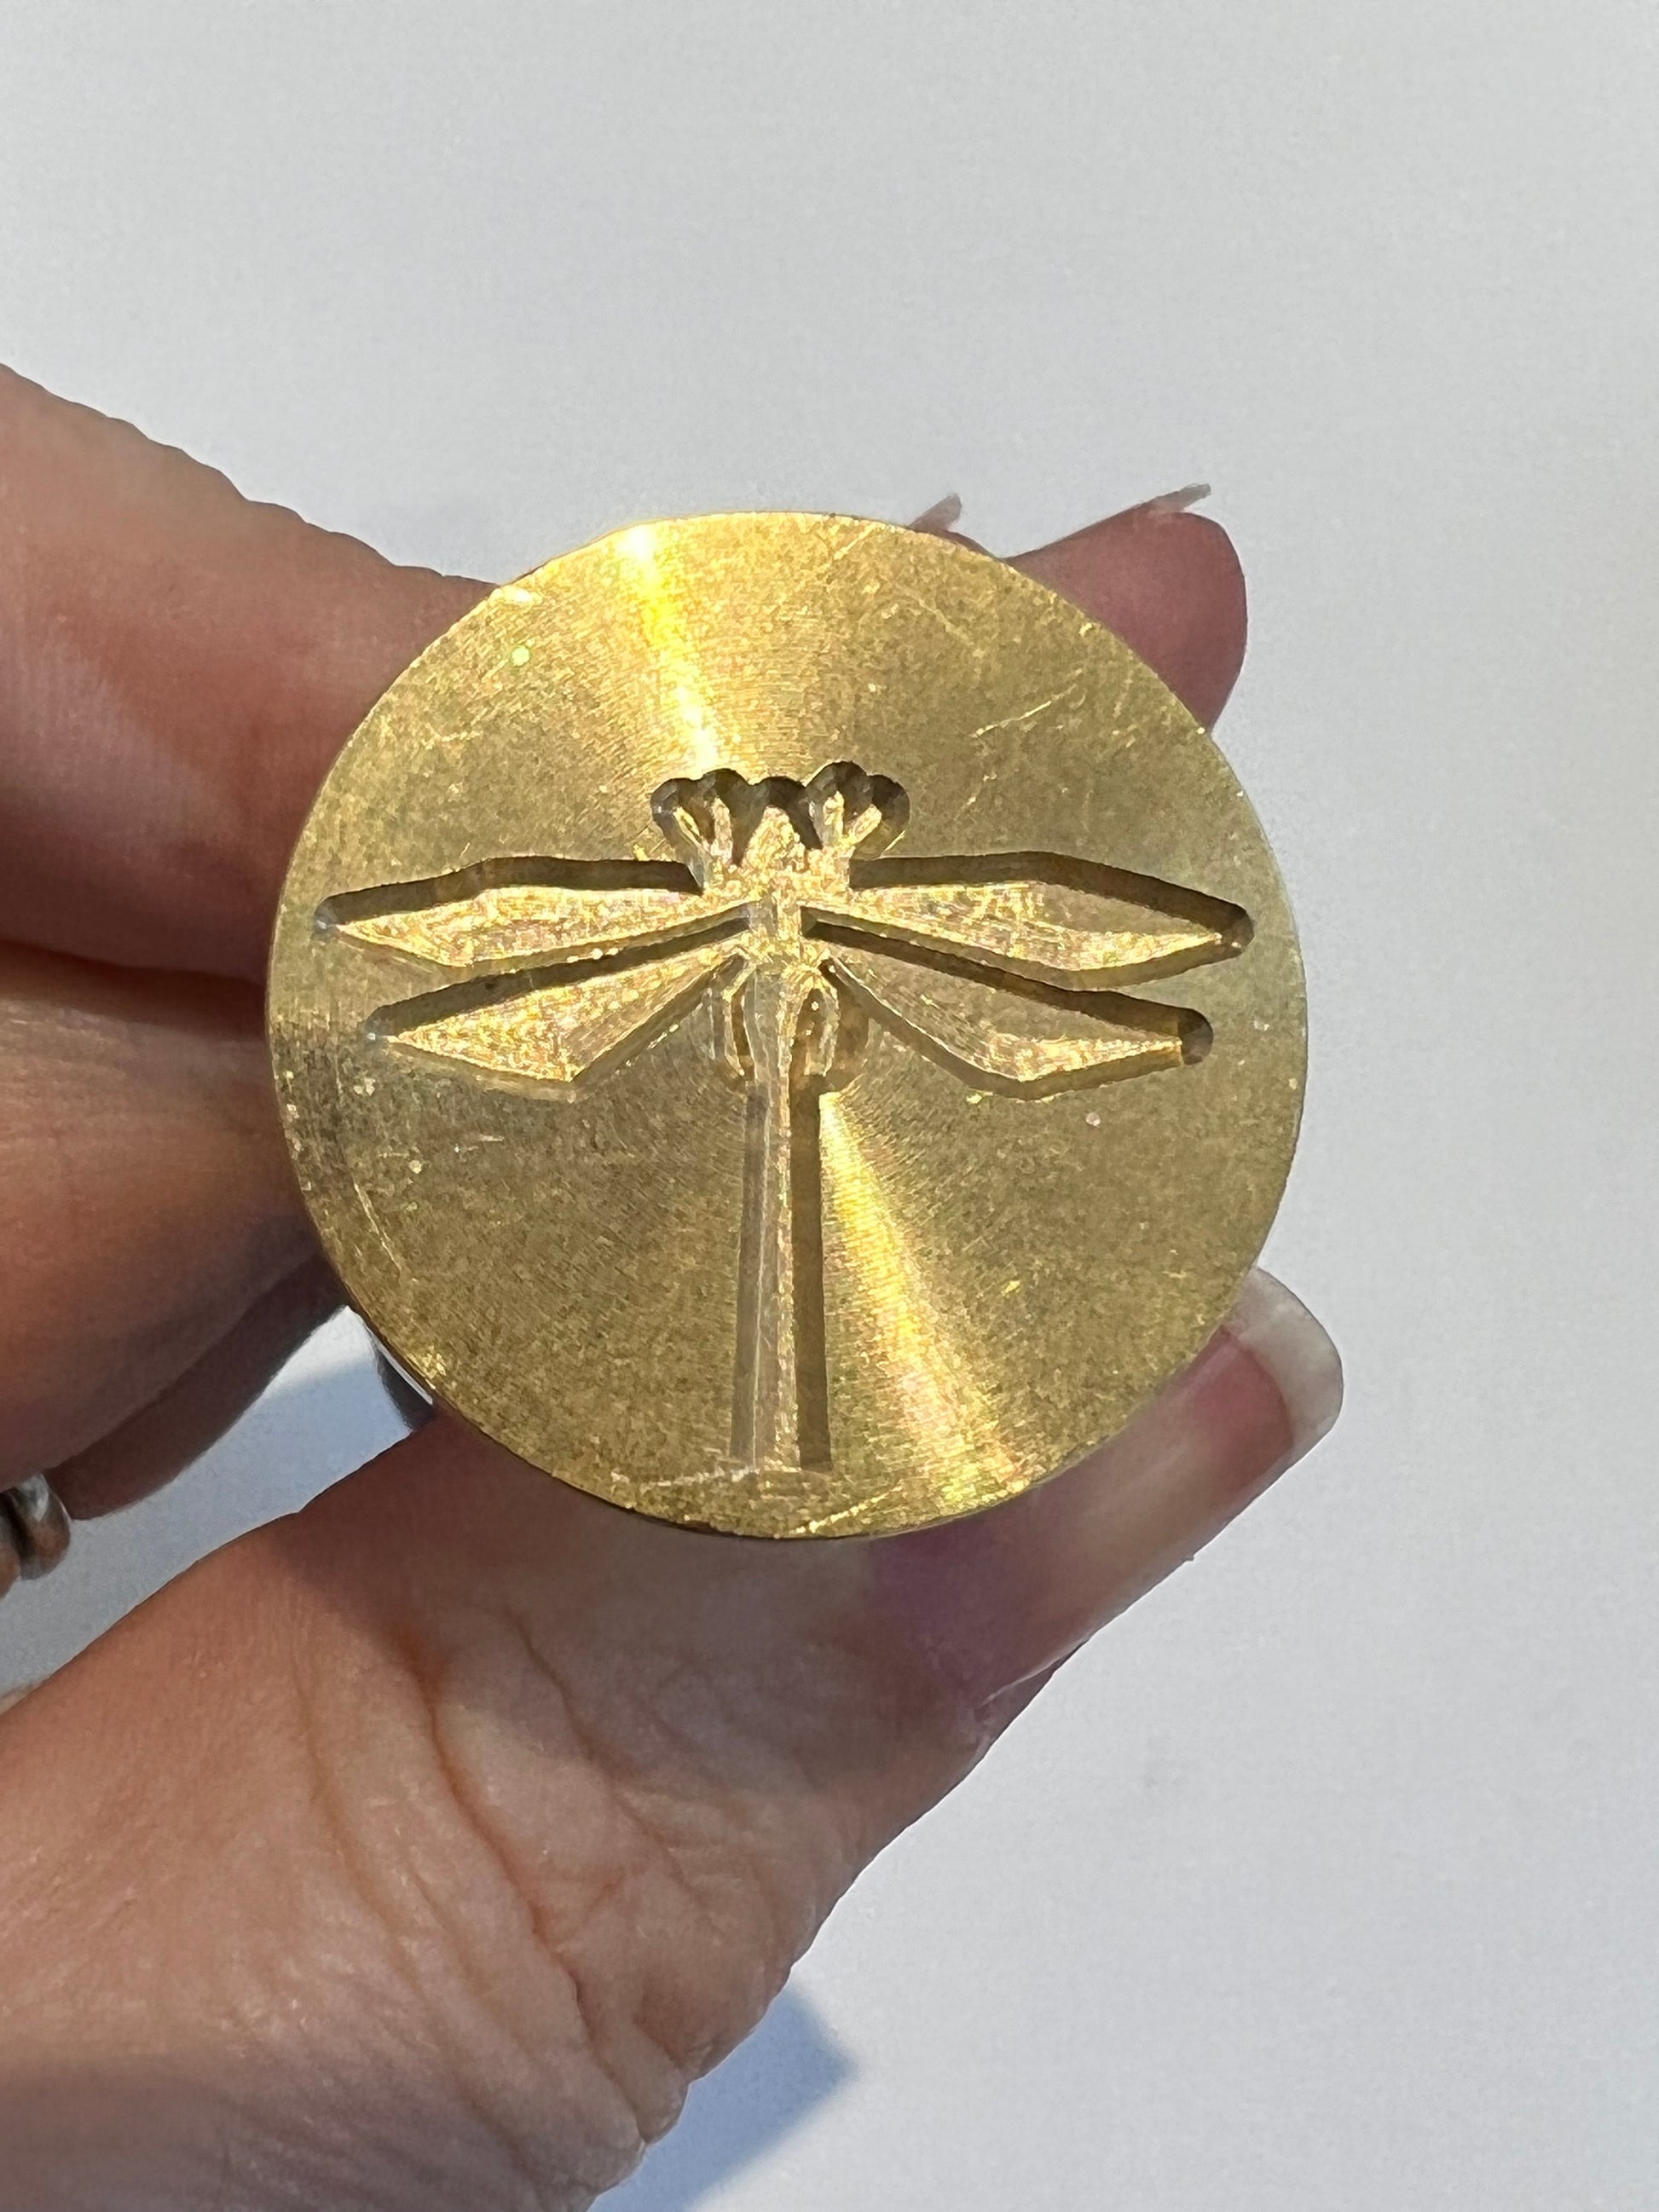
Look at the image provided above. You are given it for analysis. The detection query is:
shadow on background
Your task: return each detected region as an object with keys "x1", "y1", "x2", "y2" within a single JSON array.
[{"x1": 602, "y1": 1986, "x2": 853, "y2": 2209}]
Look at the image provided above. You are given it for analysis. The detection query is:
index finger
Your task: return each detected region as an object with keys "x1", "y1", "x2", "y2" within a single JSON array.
[{"x1": 0, "y1": 370, "x2": 1245, "y2": 979}]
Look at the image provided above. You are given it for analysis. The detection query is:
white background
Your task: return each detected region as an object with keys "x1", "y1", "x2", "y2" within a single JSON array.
[{"x1": 4, "y1": 3, "x2": 1659, "y2": 2204}]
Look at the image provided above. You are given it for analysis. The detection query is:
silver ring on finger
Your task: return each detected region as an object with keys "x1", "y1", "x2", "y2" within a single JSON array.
[{"x1": 0, "y1": 1475, "x2": 72, "y2": 1591}]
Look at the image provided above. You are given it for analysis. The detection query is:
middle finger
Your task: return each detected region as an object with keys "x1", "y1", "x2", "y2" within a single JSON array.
[{"x1": 0, "y1": 943, "x2": 314, "y2": 1485}]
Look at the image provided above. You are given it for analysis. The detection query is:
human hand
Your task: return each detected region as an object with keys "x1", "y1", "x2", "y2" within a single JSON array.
[{"x1": 0, "y1": 371, "x2": 1340, "y2": 2209}]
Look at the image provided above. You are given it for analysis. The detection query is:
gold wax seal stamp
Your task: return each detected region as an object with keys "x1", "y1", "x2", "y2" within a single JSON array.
[{"x1": 270, "y1": 514, "x2": 1304, "y2": 1537}]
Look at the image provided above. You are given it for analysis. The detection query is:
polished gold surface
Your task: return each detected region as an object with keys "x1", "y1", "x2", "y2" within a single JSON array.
[{"x1": 269, "y1": 514, "x2": 1304, "y2": 1537}]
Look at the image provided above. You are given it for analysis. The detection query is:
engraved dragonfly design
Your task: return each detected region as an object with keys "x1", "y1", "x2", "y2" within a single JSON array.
[{"x1": 322, "y1": 762, "x2": 1251, "y2": 1480}]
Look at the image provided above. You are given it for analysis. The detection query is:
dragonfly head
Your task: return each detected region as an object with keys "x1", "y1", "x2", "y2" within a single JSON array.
[
  {"x1": 651, "y1": 761, "x2": 908, "y2": 900},
  {"x1": 798, "y1": 760, "x2": 909, "y2": 864}
]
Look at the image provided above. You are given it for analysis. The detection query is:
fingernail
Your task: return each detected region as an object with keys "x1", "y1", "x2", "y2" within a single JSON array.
[
  {"x1": 1054, "y1": 483, "x2": 1214, "y2": 540},
  {"x1": 909, "y1": 494, "x2": 963, "y2": 533},
  {"x1": 876, "y1": 1270, "x2": 1342, "y2": 1713},
  {"x1": 1224, "y1": 1268, "x2": 1344, "y2": 1456},
  {"x1": 1131, "y1": 481, "x2": 1211, "y2": 520}
]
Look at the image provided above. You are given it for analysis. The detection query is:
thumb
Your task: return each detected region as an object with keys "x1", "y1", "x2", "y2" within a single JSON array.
[{"x1": 0, "y1": 1273, "x2": 1336, "y2": 2207}]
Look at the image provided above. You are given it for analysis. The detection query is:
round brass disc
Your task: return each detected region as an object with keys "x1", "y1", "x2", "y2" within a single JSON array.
[{"x1": 270, "y1": 515, "x2": 1304, "y2": 1538}]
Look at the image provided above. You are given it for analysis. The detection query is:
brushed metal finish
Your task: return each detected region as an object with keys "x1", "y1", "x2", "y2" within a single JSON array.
[{"x1": 270, "y1": 515, "x2": 1304, "y2": 1538}]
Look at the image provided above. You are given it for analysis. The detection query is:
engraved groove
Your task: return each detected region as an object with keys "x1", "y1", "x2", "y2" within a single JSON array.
[
  {"x1": 829, "y1": 848, "x2": 1251, "y2": 986},
  {"x1": 825, "y1": 943, "x2": 1210, "y2": 1097},
  {"x1": 321, "y1": 855, "x2": 709, "y2": 973},
  {"x1": 368, "y1": 933, "x2": 746, "y2": 1095}
]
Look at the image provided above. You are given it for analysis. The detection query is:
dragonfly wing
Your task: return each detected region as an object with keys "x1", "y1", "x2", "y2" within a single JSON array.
[
  {"x1": 818, "y1": 853, "x2": 1249, "y2": 986},
  {"x1": 370, "y1": 939, "x2": 741, "y2": 1090},
  {"x1": 829, "y1": 943, "x2": 1206, "y2": 1095},
  {"x1": 323, "y1": 859, "x2": 735, "y2": 970}
]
